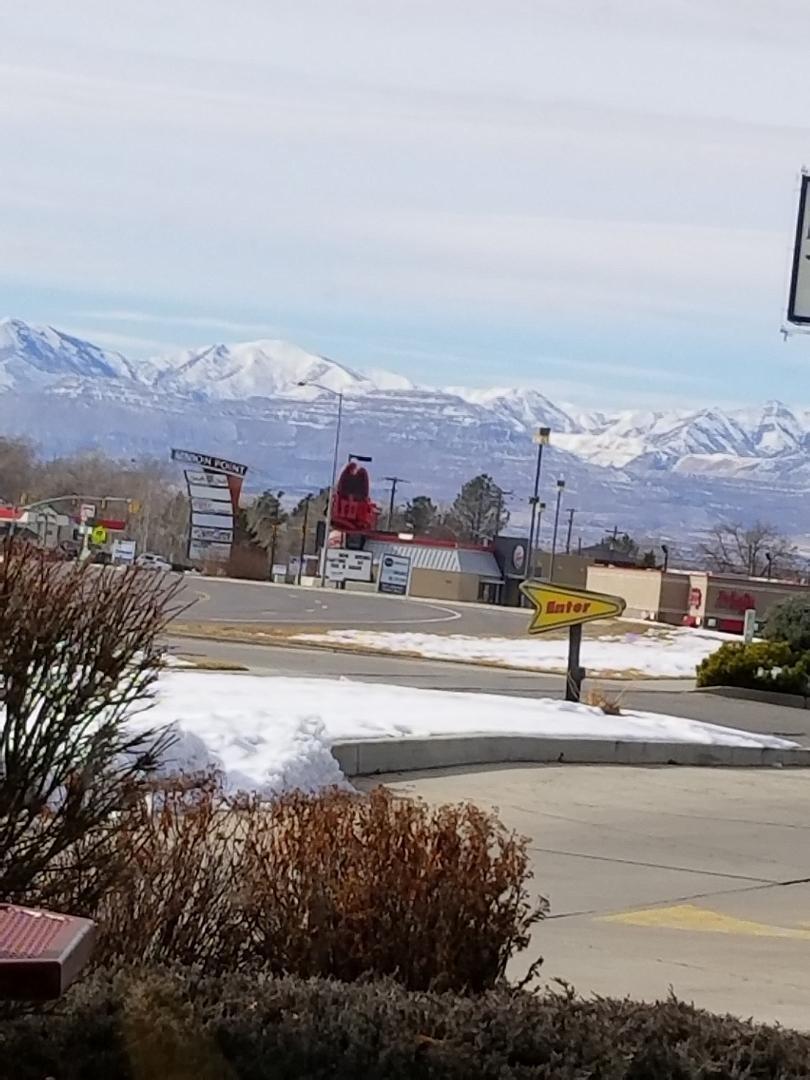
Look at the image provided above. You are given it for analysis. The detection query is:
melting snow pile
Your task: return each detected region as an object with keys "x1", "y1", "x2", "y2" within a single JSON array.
[
  {"x1": 136, "y1": 671, "x2": 794, "y2": 797},
  {"x1": 292, "y1": 627, "x2": 730, "y2": 678}
]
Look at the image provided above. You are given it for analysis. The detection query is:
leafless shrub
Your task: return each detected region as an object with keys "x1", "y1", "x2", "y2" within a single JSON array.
[
  {"x1": 583, "y1": 688, "x2": 623, "y2": 715},
  {"x1": 0, "y1": 542, "x2": 185, "y2": 906},
  {"x1": 82, "y1": 782, "x2": 544, "y2": 992}
]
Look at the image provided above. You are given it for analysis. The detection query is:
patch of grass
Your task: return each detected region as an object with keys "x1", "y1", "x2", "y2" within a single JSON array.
[{"x1": 170, "y1": 655, "x2": 249, "y2": 672}]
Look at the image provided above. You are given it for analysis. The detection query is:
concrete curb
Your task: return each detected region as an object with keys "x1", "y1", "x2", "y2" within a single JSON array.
[
  {"x1": 699, "y1": 685, "x2": 809, "y2": 709},
  {"x1": 330, "y1": 735, "x2": 810, "y2": 776}
]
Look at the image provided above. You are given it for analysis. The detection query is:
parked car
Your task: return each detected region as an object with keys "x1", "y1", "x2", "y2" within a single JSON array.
[{"x1": 135, "y1": 552, "x2": 172, "y2": 572}]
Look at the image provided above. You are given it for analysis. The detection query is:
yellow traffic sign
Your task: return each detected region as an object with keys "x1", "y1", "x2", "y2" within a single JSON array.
[
  {"x1": 520, "y1": 580, "x2": 625, "y2": 634},
  {"x1": 90, "y1": 525, "x2": 108, "y2": 545}
]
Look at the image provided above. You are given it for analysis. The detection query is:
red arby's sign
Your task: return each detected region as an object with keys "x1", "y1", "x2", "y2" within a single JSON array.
[
  {"x1": 331, "y1": 461, "x2": 378, "y2": 532},
  {"x1": 716, "y1": 590, "x2": 756, "y2": 614}
]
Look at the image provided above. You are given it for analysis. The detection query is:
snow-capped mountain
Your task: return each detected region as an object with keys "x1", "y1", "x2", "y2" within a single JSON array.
[
  {"x1": 151, "y1": 339, "x2": 412, "y2": 401},
  {"x1": 0, "y1": 317, "x2": 138, "y2": 389},
  {"x1": 3, "y1": 317, "x2": 810, "y2": 543}
]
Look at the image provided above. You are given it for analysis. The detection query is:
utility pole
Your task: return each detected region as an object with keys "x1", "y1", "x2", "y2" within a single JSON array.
[
  {"x1": 549, "y1": 479, "x2": 565, "y2": 582},
  {"x1": 494, "y1": 488, "x2": 513, "y2": 541},
  {"x1": 268, "y1": 521, "x2": 279, "y2": 581},
  {"x1": 297, "y1": 495, "x2": 311, "y2": 585},
  {"x1": 565, "y1": 507, "x2": 577, "y2": 554},
  {"x1": 526, "y1": 427, "x2": 551, "y2": 579},
  {"x1": 383, "y1": 476, "x2": 409, "y2": 531}
]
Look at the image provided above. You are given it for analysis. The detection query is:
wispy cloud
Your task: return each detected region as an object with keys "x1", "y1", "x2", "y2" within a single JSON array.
[{"x1": 74, "y1": 310, "x2": 280, "y2": 338}]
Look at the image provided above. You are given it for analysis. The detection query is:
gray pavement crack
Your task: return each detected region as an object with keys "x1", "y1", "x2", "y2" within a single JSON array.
[{"x1": 527, "y1": 845, "x2": 775, "y2": 883}]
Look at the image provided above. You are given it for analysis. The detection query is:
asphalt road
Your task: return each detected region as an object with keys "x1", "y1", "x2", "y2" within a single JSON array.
[
  {"x1": 167, "y1": 637, "x2": 810, "y2": 746},
  {"x1": 180, "y1": 577, "x2": 531, "y2": 635},
  {"x1": 365, "y1": 765, "x2": 810, "y2": 1028}
]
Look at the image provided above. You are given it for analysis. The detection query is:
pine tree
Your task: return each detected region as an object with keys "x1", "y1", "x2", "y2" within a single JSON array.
[{"x1": 447, "y1": 475, "x2": 508, "y2": 542}]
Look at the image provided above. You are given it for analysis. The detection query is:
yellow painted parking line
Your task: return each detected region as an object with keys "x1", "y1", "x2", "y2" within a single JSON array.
[{"x1": 601, "y1": 903, "x2": 810, "y2": 941}]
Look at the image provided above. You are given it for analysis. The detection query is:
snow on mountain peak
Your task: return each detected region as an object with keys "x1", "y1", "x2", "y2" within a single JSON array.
[
  {"x1": 0, "y1": 317, "x2": 136, "y2": 389},
  {"x1": 150, "y1": 338, "x2": 413, "y2": 401}
]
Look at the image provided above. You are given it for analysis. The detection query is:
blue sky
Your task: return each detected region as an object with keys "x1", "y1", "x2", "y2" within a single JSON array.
[{"x1": 3, "y1": 0, "x2": 810, "y2": 407}]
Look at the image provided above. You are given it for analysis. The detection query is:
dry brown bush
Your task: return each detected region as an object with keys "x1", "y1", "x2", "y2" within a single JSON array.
[
  {"x1": 583, "y1": 688, "x2": 623, "y2": 715},
  {"x1": 86, "y1": 782, "x2": 545, "y2": 992},
  {"x1": 0, "y1": 543, "x2": 185, "y2": 908}
]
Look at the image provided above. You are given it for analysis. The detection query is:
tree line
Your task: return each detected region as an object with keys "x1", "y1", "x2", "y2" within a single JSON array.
[{"x1": 2, "y1": 436, "x2": 805, "y2": 580}]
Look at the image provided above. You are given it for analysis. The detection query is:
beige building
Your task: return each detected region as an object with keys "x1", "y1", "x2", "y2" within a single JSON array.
[
  {"x1": 585, "y1": 564, "x2": 810, "y2": 633},
  {"x1": 363, "y1": 537, "x2": 504, "y2": 602}
]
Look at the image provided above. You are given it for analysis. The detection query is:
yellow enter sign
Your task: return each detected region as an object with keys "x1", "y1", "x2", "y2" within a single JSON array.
[{"x1": 520, "y1": 581, "x2": 625, "y2": 634}]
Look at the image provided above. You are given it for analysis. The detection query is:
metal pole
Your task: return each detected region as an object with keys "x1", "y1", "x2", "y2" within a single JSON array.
[
  {"x1": 565, "y1": 508, "x2": 576, "y2": 554},
  {"x1": 549, "y1": 480, "x2": 565, "y2": 582},
  {"x1": 565, "y1": 623, "x2": 584, "y2": 702},
  {"x1": 320, "y1": 392, "x2": 343, "y2": 587},
  {"x1": 297, "y1": 495, "x2": 310, "y2": 585},
  {"x1": 268, "y1": 522, "x2": 278, "y2": 581},
  {"x1": 387, "y1": 479, "x2": 397, "y2": 530},
  {"x1": 526, "y1": 442, "x2": 544, "y2": 579}
]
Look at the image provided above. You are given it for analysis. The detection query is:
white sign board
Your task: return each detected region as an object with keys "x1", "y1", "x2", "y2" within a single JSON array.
[
  {"x1": 189, "y1": 540, "x2": 231, "y2": 563},
  {"x1": 743, "y1": 607, "x2": 757, "y2": 643},
  {"x1": 79, "y1": 503, "x2": 95, "y2": 524},
  {"x1": 378, "y1": 552, "x2": 411, "y2": 595},
  {"x1": 788, "y1": 174, "x2": 810, "y2": 324},
  {"x1": 112, "y1": 538, "x2": 136, "y2": 564},
  {"x1": 325, "y1": 548, "x2": 373, "y2": 583}
]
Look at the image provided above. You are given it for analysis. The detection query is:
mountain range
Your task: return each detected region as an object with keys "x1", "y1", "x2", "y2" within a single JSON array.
[{"x1": 2, "y1": 316, "x2": 809, "y2": 548}]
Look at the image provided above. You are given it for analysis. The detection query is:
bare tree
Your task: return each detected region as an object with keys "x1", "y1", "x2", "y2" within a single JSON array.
[
  {"x1": 0, "y1": 543, "x2": 185, "y2": 907},
  {"x1": 700, "y1": 521, "x2": 798, "y2": 578}
]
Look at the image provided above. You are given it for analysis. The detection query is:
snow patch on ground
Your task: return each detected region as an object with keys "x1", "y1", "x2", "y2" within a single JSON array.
[
  {"x1": 291, "y1": 627, "x2": 728, "y2": 678},
  {"x1": 136, "y1": 672, "x2": 794, "y2": 797}
]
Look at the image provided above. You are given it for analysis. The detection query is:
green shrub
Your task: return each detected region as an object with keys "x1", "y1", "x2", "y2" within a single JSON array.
[
  {"x1": 696, "y1": 639, "x2": 810, "y2": 693},
  {"x1": 2, "y1": 967, "x2": 810, "y2": 1080},
  {"x1": 765, "y1": 594, "x2": 810, "y2": 652}
]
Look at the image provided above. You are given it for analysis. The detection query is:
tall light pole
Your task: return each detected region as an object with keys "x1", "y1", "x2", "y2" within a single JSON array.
[
  {"x1": 298, "y1": 381, "x2": 343, "y2": 586},
  {"x1": 549, "y1": 479, "x2": 565, "y2": 582},
  {"x1": 526, "y1": 427, "x2": 550, "y2": 580},
  {"x1": 383, "y1": 476, "x2": 409, "y2": 531},
  {"x1": 565, "y1": 507, "x2": 577, "y2": 554}
]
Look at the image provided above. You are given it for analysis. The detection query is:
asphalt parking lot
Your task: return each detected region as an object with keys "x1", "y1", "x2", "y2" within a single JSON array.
[{"x1": 366, "y1": 764, "x2": 810, "y2": 1028}]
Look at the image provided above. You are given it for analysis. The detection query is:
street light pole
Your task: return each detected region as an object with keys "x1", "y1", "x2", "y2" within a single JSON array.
[
  {"x1": 297, "y1": 381, "x2": 343, "y2": 587},
  {"x1": 549, "y1": 479, "x2": 565, "y2": 582},
  {"x1": 297, "y1": 494, "x2": 311, "y2": 585},
  {"x1": 565, "y1": 507, "x2": 577, "y2": 554},
  {"x1": 526, "y1": 427, "x2": 550, "y2": 579}
]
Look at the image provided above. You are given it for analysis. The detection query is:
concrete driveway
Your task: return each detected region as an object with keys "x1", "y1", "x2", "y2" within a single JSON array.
[{"x1": 367, "y1": 765, "x2": 810, "y2": 1028}]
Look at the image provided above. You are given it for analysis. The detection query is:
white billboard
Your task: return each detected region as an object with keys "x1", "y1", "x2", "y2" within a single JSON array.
[
  {"x1": 184, "y1": 470, "x2": 229, "y2": 489},
  {"x1": 189, "y1": 540, "x2": 231, "y2": 562},
  {"x1": 191, "y1": 525, "x2": 234, "y2": 543},
  {"x1": 378, "y1": 552, "x2": 411, "y2": 595},
  {"x1": 325, "y1": 548, "x2": 374, "y2": 583},
  {"x1": 787, "y1": 173, "x2": 810, "y2": 324}
]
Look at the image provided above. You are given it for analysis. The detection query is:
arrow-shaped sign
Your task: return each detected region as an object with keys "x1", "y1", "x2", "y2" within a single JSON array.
[{"x1": 520, "y1": 580, "x2": 626, "y2": 635}]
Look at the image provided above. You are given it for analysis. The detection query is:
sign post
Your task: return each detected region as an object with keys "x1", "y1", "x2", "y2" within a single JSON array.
[{"x1": 519, "y1": 580, "x2": 626, "y2": 702}]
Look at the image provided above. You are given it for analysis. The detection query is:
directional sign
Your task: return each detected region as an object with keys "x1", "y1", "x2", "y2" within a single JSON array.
[{"x1": 520, "y1": 581, "x2": 625, "y2": 634}]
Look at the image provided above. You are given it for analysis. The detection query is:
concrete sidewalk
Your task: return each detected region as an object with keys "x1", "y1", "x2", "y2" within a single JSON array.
[{"x1": 365, "y1": 765, "x2": 810, "y2": 1028}]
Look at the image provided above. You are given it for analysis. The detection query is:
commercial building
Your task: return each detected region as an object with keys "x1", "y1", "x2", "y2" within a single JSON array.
[
  {"x1": 362, "y1": 534, "x2": 504, "y2": 602},
  {"x1": 584, "y1": 564, "x2": 810, "y2": 633}
]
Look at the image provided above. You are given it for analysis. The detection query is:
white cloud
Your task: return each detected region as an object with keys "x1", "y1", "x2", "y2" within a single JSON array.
[{"x1": 2, "y1": 0, "x2": 809, "y2": 401}]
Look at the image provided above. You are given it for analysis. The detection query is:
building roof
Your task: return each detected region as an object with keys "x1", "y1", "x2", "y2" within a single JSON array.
[{"x1": 364, "y1": 539, "x2": 502, "y2": 581}]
